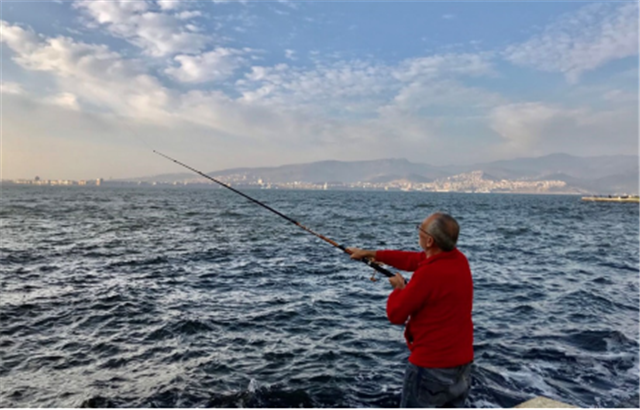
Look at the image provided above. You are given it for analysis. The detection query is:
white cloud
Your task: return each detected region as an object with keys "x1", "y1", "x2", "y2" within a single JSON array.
[
  {"x1": 212, "y1": 0, "x2": 248, "y2": 4},
  {"x1": 156, "y1": 1, "x2": 184, "y2": 11},
  {"x1": 176, "y1": 11, "x2": 203, "y2": 20},
  {"x1": 2, "y1": 82, "x2": 25, "y2": 95},
  {"x1": 603, "y1": 89, "x2": 638, "y2": 104},
  {"x1": 6, "y1": 6, "x2": 634, "y2": 179},
  {"x1": 1, "y1": 20, "x2": 381, "y2": 151},
  {"x1": 4, "y1": 15, "x2": 582, "y2": 165},
  {"x1": 3, "y1": 0, "x2": 639, "y2": 184},
  {"x1": 504, "y1": 2, "x2": 638, "y2": 83},
  {"x1": 238, "y1": 60, "x2": 395, "y2": 109},
  {"x1": 1, "y1": 20, "x2": 170, "y2": 119},
  {"x1": 236, "y1": 52, "x2": 497, "y2": 121},
  {"x1": 489, "y1": 102, "x2": 638, "y2": 157},
  {"x1": 3, "y1": 80, "x2": 81, "y2": 110},
  {"x1": 393, "y1": 53, "x2": 495, "y2": 82},
  {"x1": 491, "y1": 103, "x2": 573, "y2": 145},
  {"x1": 0, "y1": 21, "x2": 41, "y2": 54},
  {"x1": 165, "y1": 48, "x2": 248, "y2": 83},
  {"x1": 284, "y1": 49, "x2": 296, "y2": 60},
  {"x1": 46, "y1": 92, "x2": 81, "y2": 110},
  {"x1": 73, "y1": 0, "x2": 211, "y2": 56},
  {"x1": 277, "y1": 0, "x2": 299, "y2": 9},
  {"x1": 381, "y1": 79, "x2": 506, "y2": 116},
  {"x1": 2, "y1": 91, "x2": 188, "y2": 180}
]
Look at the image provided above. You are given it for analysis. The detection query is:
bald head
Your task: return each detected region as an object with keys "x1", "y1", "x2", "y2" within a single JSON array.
[{"x1": 423, "y1": 212, "x2": 459, "y2": 252}]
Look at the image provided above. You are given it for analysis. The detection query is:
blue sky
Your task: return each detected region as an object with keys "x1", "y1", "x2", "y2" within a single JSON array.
[{"x1": 1, "y1": 0, "x2": 638, "y2": 180}]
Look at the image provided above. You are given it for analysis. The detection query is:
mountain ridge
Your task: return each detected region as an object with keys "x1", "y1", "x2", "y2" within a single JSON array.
[{"x1": 127, "y1": 153, "x2": 639, "y2": 194}]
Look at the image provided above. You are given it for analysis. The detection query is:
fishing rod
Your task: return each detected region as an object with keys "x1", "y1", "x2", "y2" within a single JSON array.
[{"x1": 154, "y1": 150, "x2": 395, "y2": 279}]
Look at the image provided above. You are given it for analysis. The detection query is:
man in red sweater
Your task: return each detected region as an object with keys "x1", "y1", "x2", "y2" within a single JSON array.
[{"x1": 348, "y1": 212, "x2": 473, "y2": 408}]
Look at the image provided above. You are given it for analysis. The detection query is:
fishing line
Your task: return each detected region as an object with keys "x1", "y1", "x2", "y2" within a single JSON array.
[
  {"x1": 116, "y1": 116, "x2": 156, "y2": 152},
  {"x1": 153, "y1": 150, "x2": 396, "y2": 279},
  {"x1": 113, "y1": 116, "x2": 395, "y2": 279}
]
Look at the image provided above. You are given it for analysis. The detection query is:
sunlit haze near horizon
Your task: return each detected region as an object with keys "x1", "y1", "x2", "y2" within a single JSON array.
[{"x1": 1, "y1": 0, "x2": 638, "y2": 180}]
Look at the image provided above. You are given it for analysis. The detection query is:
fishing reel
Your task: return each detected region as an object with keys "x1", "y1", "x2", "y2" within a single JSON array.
[
  {"x1": 370, "y1": 270, "x2": 379, "y2": 282},
  {"x1": 362, "y1": 257, "x2": 381, "y2": 282}
]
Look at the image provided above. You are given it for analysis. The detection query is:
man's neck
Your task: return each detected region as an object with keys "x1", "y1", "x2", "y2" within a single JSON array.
[{"x1": 424, "y1": 248, "x2": 443, "y2": 259}]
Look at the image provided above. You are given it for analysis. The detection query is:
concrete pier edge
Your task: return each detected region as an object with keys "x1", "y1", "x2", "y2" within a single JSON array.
[{"x1": 514, "y1": 396, "x2": 577, "y2": 408}]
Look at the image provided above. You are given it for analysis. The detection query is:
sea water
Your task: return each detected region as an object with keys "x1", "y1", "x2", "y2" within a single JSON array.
[{"x1": 1, "y1": 186, "x2": 638, "y2": 407}]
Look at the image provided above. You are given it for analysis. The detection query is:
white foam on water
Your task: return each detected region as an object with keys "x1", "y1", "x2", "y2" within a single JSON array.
[
  {"x1": 247, "y1": 378, "x2": 259, "y2": 393},
  {"x1": 472, "y1": 398, "x2": 501, "y2": 408},
  {"x1": 501, "y1": 366, "x2": 556, "y2": 398},
  {"x1": 625, "y1": 361, "x2": 640, "y2": 379},
  {"x1": 309, "y1": 288, "x2": 341, "y2": 305}
]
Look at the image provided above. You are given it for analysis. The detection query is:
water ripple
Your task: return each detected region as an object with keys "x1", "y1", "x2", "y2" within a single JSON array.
[{"x1": 0, "y1": 187, "x2": 638, "y2": 407}]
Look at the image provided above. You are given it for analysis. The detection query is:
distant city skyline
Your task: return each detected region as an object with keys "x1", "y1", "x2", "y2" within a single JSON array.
[
  {"x1": 6, "y1": 152, "x2": 636, "y2": 195},
  {"x1": 4, "y1": 172, "x2": 574, "y2": 195},
  {"x1": 1, "y1": 1, "x2": 638, "y2": 180}
]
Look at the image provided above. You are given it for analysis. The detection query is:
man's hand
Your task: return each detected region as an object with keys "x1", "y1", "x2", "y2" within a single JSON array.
[
  {"x1": 347, "y1": 247, "x2": 376, "y2": 261},
  {"x1": 389, "y1": 273, "x2": 406, "y2": 290}
]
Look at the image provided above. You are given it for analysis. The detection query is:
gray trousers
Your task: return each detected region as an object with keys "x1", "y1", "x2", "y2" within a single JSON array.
[{"x1": 400, "y1": 361, "x2": 472, "y2": 408}]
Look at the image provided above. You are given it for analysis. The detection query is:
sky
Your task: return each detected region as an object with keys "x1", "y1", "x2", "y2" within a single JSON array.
[{"x1": 1, "y1": 0, "x2": 638, "y2": 180}]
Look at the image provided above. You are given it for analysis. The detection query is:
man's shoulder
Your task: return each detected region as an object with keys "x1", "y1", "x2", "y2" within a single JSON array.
[
  {"x1": 425, "y1": 249, "x2": 471, "y2": 272},
  {"x1": 453, "y1": 248, "x2": 469, "y2": 262},
  {"x1": 432, "y1": 248, "x2": 468, "y2": 262}
]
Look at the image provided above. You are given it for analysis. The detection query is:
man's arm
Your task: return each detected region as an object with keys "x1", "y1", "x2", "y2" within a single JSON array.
[
  {"x1": 386, "y1": 270, "x2": 430, "y2": 324},
  {"x1": 348, "y1": 247, "x2": 424, "y2": 272}
]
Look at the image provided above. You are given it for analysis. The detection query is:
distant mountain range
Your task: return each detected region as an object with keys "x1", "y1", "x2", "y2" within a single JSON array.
[{"x1": 129, "y1": 153, "x2": 639, "y2": 194}]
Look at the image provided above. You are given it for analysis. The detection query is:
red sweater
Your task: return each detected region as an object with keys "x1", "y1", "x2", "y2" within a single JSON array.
[{"x1": 377, "y1": 249, "x2": 473, "y2": 368}]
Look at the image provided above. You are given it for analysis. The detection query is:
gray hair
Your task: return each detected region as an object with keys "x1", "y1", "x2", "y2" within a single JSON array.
[{"x1": 425, "y1": 212, "x2": 459, "y2": 252}]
